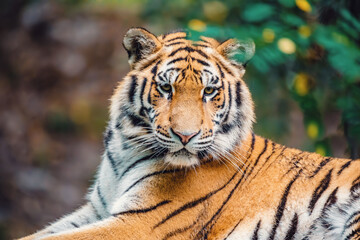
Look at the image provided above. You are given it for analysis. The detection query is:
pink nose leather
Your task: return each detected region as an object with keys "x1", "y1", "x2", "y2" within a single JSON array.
[{"x1": 173, "y1": 131, "x2": 198, "y2": 145}]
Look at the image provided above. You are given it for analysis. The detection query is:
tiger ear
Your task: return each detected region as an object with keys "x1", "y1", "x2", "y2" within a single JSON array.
[
  {"x1": 123, "y1": 28, "x2": 162, "y2": 68},
  {"x1": 216, "y1": 38, "x2": 255, "y2": 68}
]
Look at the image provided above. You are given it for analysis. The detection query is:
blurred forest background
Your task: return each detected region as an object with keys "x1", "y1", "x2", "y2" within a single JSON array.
[{"x1": 0, "y1": 0, "x2": 359, "y2": 239}]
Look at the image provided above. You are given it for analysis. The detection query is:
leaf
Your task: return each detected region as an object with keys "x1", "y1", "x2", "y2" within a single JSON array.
[
  {"x1": 242, "y1": 4, "x2": 275, "y2": 22},
  {"x1": 281, "y1": 13, "x2": 305, "y2": 26}
]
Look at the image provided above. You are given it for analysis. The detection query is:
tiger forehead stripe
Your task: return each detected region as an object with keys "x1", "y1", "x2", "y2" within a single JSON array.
[
  {"x1": 162, "y1": 31, "x2": 187, "y2": 42},
  {"x1": 165, "y1": 41, "x2": 187, "y2": 47},
  {"x1": 168, "y1": 46, "x2": 209, "y2": 59}
]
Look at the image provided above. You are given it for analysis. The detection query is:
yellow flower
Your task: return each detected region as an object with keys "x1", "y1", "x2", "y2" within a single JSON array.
[
  {"x1": 316, "y1": 145, "x2": 326, "y2": 156},
  {"x1": 262, "y1": 28, "x2": 275, "y2": 43},
  {"x1": 277, "y1": 38, "x2": 296, "y2": 54},
  {"x1": 307, "y1": 122, "x2": 319, "y2": 139},
  {"x1": 188, "y1": 19, "x2": 206, "y2": 32},
  {"x1": 332, "y1": 32, "x2": 350, "y2": 45},
  {"x1": 296, "y1": 0, "x2": 312, "y2": 12},
  {"x1": 298, "y1": 25, "x2": 311, "y2": 38},
  {"x1": 203, "y1": 1, "x2": 228, "y2": 23},
  {"x1": 294, "y1": 73, "x2": 310, "y2": 96}
]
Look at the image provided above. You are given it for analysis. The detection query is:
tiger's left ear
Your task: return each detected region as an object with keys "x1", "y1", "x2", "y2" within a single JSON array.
[
  {"x1": 123, "y1": 28, "x2": 162, "y2": 68},
  {"x1": 217, "y1": 39, "x2": 255, "y2": 76}
]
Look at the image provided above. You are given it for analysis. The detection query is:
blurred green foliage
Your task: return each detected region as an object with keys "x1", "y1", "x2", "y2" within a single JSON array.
[{"x1": 140, "y1": 0, "x2": 360, "y2": 158}]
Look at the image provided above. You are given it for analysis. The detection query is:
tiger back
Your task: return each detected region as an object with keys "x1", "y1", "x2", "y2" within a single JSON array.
[{"x1": 20, "y1": 28, "x2": 360, "y2": 240}]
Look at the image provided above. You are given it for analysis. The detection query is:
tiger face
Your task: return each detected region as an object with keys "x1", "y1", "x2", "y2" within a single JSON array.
[{"x1": 111, "y1": 28, "x2": 255, "y2": 167}]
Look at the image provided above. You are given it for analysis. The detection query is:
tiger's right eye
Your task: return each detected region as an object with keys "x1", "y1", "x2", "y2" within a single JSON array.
[
  {"x1": 160, "y1": 83, "x2": 172, "y2": 93},
  {"x1": 204, "y1": 87, "x2": 215, "y2": 95}
]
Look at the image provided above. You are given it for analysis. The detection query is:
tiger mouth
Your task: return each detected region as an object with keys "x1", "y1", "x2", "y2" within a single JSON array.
[
  {"x1": 164, "y1": 148, "x2": 200, "y2": 167},
  {"x1": 173, "y1": 148, "x2": 193, "y2": 157}
]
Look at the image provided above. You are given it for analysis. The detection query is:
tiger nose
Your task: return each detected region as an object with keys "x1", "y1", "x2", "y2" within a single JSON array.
[{"x1": 171, "y1": 129, "x2": 199, "y2": 145}]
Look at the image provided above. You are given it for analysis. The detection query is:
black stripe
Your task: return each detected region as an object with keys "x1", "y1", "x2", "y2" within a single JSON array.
[
  {"x1": 200, "y1": 39, "x2": 210, "y2": 44},
  {"x1": 224, "y1": 218, "x2": 243, "y2": 240},
  {"x1": 346, "y1": 211, "x2": 360, "y2": 228},
  {"x1": 243, "y1": 138, "x2": 273, "y2": 185},
  {"x1": 347, "y1": 216, "x2": 360, "y2": 230},
  {"x1": 151, "y1": 60, "x2": 161, "y2": 80},
  {"x1": 139, "y1": 77, "x2": 148, "y2": 117},
  {"x1": 147, "y1": 81, "x2": 154, "y2": 105},
  {"x1": 195, "y1": 159, "x2": 254, "y2": 238},
  {"x1": 129, "y1": 75, "x2": 138, "y2": 104},
  {"x1": 193, "y1": 43, "x2": 210, "y2": 48},
  {"x1": 140, "y1": 57, "x2": 160, "y2": 70},
  {"x1": 154, "y1": 168, "x2": 240, "y2": 229},
  {"x1": 344, "y1": 229, "x2": 360, "y2": 240},
  {"x1": 222, "y1": 83, "x2": 232, "y2": 123},
  {"x1": 214, "y1": 57, "x2": 234, "y2": 76},
  {"x1": 263, "y1": 142, "x2": 276, "y2": 164},
  {"x1": 162, "y1": 217, "x2": 199, "y2": 240},
  {"x1": 168, "y1": 46, "x2": 209, "y2": 59},
  {"x1": 194, "y1": 49, "x2": 209, "y2": 58},
  {"x1": 351, "y1": 175, "x2": 360, "y2": 198},
  {"x1": 308, "y1": 169, "x2": 333, "y2": 214},
  {"x1": 124, "y1": 168, "x2": 184, "y2": 194},
  {"x1": 70, "y1": 222, "x2": 79, "y2": 228},
  {"x1": 126, "y1": 112, "x2": 151, "y2": 128},
  {"x1": 221, "y1": 123, "x2": 234, "y2": 134},
  {"x1": 268, "y1": 171, "x2": 302, "y2": 240},
  {"x1": 235, "y1": 82, "x2": 242, "y2": 106},
  {"x1": 194, "y1": 58, "x2": 210, "y2": 66},
  {"x1": 251, "y1": 220, "x2": 261, "y2": 240},
  {"x1": 247, "y1": 142, "x2": 277, "y2": 184},
  {"x1": 115, "y1": 118, "x2": 122, "y2": 130},
  {"x1": 285, "y1": 213, "x2": 298, "y2": 240},
  {"x1": 165, "y1": 41, "x2": 186, "y2": 47},
  {"x1": 168, "y1": 46, "x2": 193, "y2": 57},
  {"x1": 97, "y1": 184, "x2": 107, "y2": 209},
  {"x1": 337, "y1": 160, "x2": 352, "y2": 175},
  {"x1": 166, "y1": 36, "x2": 186, "y2": 42},
  {"x1": 216, "y1": 63, "x2": 225, "y2": 78},
  {"x1": 254, "y1": 139, "x2": 269, "y2": 167},
  {"x1": 90, "y1": 201, "x2": 102, "y2": 220},
  {"x1": 310, "y1": 157, "x2": 332, "y2": 178},
  {"x1": 119, "y1": 155, "x2": 152, "y2": 179},
  {"x1": 353, "y1": 175, "x2": 360, "y2": 185},
  {"x1": 103, "y1": 128, "x2": 113, "y2": 148},
  {"x1": 167, "y1": 57, "x2": 186, "y2": 65},
  {"x1": 114, "y1": 200, "x2": 170, "y2": 216},
  {"x1": 106, "y1": 150, "x2": 119, "y2": 177},
  {"x1": 323, "y1": 187, "x2": 338, "y2": 210},
  {"x1": 248, "y1": 132, "x2": 256, "y2": 157}
]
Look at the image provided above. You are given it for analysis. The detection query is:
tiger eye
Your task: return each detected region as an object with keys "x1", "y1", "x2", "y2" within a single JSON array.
[
  {"x1": 160, "y1": 84, "x2": 172, "y2": 93},
  {"x1": 204, "y1": 87, "x2": 215, "y2": 95}
]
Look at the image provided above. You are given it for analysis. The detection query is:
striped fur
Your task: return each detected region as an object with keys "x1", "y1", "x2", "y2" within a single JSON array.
[{"x1": 20, "y1": 28, "x2": 360, "y2": 240}]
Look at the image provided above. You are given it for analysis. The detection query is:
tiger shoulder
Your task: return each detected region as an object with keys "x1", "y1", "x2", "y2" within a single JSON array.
[{"x1": 20, "y1": 28, "x2": 360, "y2": 240}]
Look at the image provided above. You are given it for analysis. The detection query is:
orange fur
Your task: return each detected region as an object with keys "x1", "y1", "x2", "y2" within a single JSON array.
[{"x1": 24, "y1": 135, "x2": 360, "y2": 239}]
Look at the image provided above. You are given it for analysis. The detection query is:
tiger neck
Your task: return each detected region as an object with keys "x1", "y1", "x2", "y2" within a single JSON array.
[{"x1": 222, "y1": 132, "x2": 258, "y2": 168}]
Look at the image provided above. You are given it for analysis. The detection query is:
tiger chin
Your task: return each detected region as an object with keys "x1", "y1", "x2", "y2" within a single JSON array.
[{"x1": 20, "y1": 28, "x2": 360, "y2": 240}]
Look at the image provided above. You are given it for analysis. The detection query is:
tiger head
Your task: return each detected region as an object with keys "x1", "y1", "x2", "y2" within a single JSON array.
[{"x1": 109, "y1": 28, "x2": 255, "y2": 167}]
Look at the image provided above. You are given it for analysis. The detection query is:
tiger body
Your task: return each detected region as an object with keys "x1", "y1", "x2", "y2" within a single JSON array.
[{"x1": 21, "y1": 29, "x2": 360, "y2": 240}]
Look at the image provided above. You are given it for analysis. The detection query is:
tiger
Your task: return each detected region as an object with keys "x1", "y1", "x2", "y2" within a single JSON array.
[{"x1": 20, "y1": 28, "x2": 360, "y2": 240}]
